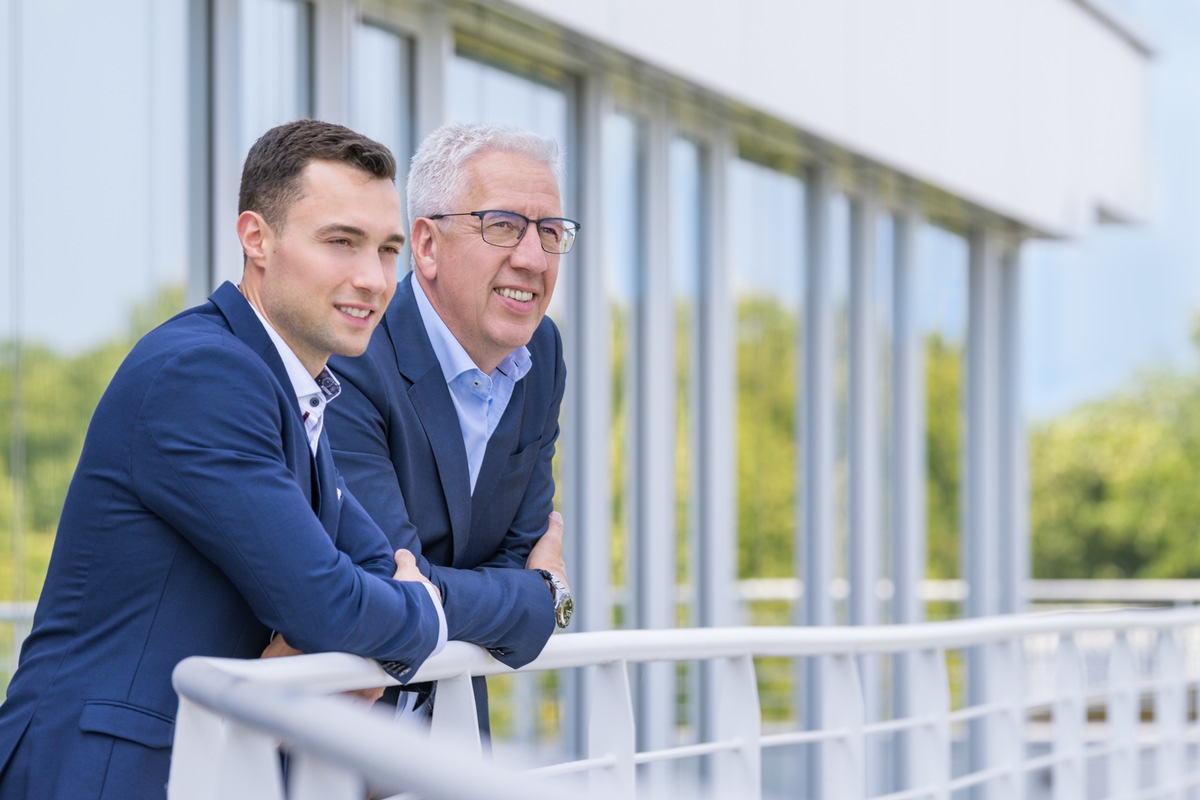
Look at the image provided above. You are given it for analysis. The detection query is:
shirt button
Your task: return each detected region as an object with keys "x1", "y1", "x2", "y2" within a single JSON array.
[{"x1": 309, "y1": 397, "x2": 320, "y2": 407}]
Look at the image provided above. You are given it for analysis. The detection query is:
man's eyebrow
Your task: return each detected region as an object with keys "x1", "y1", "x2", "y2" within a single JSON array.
[
  {"x1": 315, "y1": 223, "x2": 405, "y2": 245},
  {"x1": 316, "y1": 223, "x2": 368, "y2": 239}
]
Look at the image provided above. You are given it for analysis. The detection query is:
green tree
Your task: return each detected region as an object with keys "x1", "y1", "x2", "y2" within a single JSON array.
[
  {"x1": 735, "y1": 295, "x2": 797, "y2": 579},
  {"x1": 925, "y1": 333, "x2": 962, "y2": 580},
  {"x1": 1030, "y1": 369, "x2": 1200, "y2": 578},
  {"x1": 1, "y1": 284, "x2": 183, "y2": 599}
]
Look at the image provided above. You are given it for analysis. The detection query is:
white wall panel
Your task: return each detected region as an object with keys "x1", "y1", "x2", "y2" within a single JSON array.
[{"x1": 507, "y1": 0, "x2": 1149, "y2": 237}]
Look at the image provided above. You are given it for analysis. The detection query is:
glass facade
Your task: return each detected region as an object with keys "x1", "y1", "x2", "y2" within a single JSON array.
[
  {"x1": 731, "y1": 157, "x2": 804, "y2": 591},
  {"x1": 1, "y1": 2, "x2": 1027, "y2": 752}
]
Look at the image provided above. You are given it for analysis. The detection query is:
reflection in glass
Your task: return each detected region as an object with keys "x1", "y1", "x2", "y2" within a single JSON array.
[
  {"x1": 830, "y1": 192, "x2": 851, "y2": 624},
  {"x1": 239, "y1": 0, "x2": 312, "y2": 155},
  {"x1": 603, "y1": 113, "x2": 641, "y2": 623},
  {"x1": 731, "y1": 157, "x2": 804, "y2": 584},
  {"x1": 670, "y1": 137, "x2": 702, "y2": 741},
  {"x1": 350, "y1": 23, "x2": 412, "y2": 174},
  {"x1": 917, "y1": 224, "x2": 967, "y2": 612},
  {"x1": 731, "y1": 156, "x2": 804, "y2": 727},
  {"x1": 874, "y1": 211, "x2": 895, "y2": 621}
]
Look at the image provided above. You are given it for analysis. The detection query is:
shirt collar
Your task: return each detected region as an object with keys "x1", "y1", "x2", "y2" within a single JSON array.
[
  {"x1": 247, "y1": 301, "x2": 341, "y2": 405},
  {"x1": 411, "y1": 273, "x2": 531, "y2": 382}
]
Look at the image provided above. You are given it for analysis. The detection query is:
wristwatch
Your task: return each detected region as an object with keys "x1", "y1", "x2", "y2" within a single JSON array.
[{"x1": 535, "y1": 569, "x2": 574, "y2": 629}]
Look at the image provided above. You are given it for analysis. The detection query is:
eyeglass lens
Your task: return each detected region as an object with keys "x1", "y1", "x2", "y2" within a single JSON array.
[{"x1": 479, "y1": 210, "x2": 577, "y2": 254}]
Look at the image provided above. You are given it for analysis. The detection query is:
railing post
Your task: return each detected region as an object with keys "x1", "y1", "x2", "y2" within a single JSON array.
[
  {"x1": 904, "y1": 647, "x2": 950, "y2": 799},
  {"x1": 168, "y1": 691, "x2": 288, "y2": 800},
  {"x1": 428, "y1": 672, "x2": 482, "y2": 756},
  {"x1": 1052, "y1": 634, "x2": 1085, "y2": 800},
  {"x1": 588, "y1": 661, "x2": 636, "y2": 799},
  {"x1": 1107, "y1": 632, "x2": 1137, "y2": 799},
  {"x1": 287, "y1": 751, "x2": 363, "y2": 800},
  {"x1": 982, "y1": 637, "x2": 1022, "y2": 798},
  {"x1": 168, "y1": 696, "x2": 226, "y2": 800},
  {"x1": 822, "y1": 653, "x2": 865, "y2": 799},
  {"x1": 213, "y1": 719, "x2": 286, "y2": 799},
  {"x1": 1155, "y1": 629, "x2": 1185, "y2": 798},
  {"x1": 712, "y1": 654, "x2": 762, "y2": 800}
]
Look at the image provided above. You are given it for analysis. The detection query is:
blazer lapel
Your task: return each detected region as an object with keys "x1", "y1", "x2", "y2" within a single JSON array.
[
  {"x1": 210, "y1": 281, "x2": 323, "y2": 523},
  {"x1": 312, "y1": 430, "x2": 340, "y2": 533},
  {"x1": 387, "y1": 275, "x2": 474, "y2": 562}
]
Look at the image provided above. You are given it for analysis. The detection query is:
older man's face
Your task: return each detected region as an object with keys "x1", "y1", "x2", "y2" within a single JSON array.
[{"x1": 418, "y1": 150, "x2": 561, "y2": 374}]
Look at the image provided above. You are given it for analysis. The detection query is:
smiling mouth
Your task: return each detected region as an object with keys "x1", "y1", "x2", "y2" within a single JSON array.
[
  {"x1": 497, "y1": 287, "x2": 533, "y2": 302},
  {"x1": 337, "y1": 305, "x2": 371, "y2": 319}
]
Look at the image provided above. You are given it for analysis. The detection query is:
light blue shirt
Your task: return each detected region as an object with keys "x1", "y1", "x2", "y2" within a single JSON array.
[{"x1": 411, "y1": 276, "x2": 532, "y2": 493}]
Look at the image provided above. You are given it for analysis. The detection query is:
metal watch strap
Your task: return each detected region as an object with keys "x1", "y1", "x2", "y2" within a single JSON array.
[{"x1": 535, "y1": 569, "x2": 574, "y2": 629}]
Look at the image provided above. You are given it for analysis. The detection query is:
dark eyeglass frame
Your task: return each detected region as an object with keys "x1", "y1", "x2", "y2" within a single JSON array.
[{"x1": 429, "y1": 210, "x2": 581, "y2": 254}]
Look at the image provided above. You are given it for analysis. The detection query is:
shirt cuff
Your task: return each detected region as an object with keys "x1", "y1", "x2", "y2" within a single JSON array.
[{"x1": 423, "y1": 582, "x2": 448, "y2": 657}]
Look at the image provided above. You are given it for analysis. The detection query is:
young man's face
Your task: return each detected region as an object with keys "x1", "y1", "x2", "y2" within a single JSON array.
[
  {"x1": 246, "y1": 159, "x2": 404, "y2": 374},
  {"x1": 414, "y1": 150, "x2": 561, "y2": 374}
]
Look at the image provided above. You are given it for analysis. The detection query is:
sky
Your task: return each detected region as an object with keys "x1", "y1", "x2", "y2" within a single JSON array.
[{"x1": 1023, "y1": 0, "x2": 1200, "y2": 420}]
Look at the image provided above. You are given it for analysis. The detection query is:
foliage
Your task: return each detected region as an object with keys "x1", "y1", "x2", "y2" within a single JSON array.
[
  {"x1": 1029, "y1": 368, "x2": 1200, "y2": 578},
  {"x1": 0, "y1": 284, "x2": 183, "y2": 601},
  {"x1": 736, "y1": 296, "x2": 798, "y2": 579},
  {"x1": 925, "y1": 333, "x2": 962, "y2": 579}
]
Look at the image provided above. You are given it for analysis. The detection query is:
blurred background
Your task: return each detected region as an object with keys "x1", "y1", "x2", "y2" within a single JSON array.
[{"x1": 2, "y1": 0, "x2": 1198, "y2": 760}]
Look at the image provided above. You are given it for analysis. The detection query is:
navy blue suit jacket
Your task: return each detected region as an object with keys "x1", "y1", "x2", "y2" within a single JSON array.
[
  {"x1": 327, "y1": 272, "x2": 564, "y2": 670},
  {"x1": 0, "y1": 283, "x2": 442, "y2": 800}
]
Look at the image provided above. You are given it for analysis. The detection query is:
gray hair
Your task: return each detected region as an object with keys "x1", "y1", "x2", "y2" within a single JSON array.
[{"x1": 407, "y1": 121, "x2": 564, "y2": 224}]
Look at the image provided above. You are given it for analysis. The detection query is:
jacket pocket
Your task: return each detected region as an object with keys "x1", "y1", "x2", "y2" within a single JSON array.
[{"x1": 80, "y1": 699, "x2": 175, "y2": 749}]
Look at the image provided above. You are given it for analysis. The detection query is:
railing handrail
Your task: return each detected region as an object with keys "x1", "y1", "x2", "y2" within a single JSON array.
[
  {"x1": 170, "y1": 656, "x2": 562, "y2": 800},
  {"x1": 169, "y1": 606, "x2": 1200, "y2": 799},
  {"x1": 400, "y1": 606, "x2": 1200, "y2": 680}
]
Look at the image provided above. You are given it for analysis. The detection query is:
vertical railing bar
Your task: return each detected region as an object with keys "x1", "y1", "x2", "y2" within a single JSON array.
[
  {"x1": 587, "y1": 660, "x2": 637, "y2": 799},
  {"x1": 1154, "y1": 629, "x2": 1185, "y2": 799},
  {"x1": 1109, "y1": 631, "x2": 1138, "y2": 799},
  {"x1": 823, "y1": 652, "x2": 866, "y2": 798},
  {"x1": 712, "y1": 653, "x2": 763, "y2": 800},
  {"x1": 1053, "y1": 633, "x2": 1086, "y2": 800}
]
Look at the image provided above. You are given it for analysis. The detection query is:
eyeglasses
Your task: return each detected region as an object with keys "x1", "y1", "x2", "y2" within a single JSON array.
[{"x1": 430, "y1": 210, "x2": 580, "y2": 255}]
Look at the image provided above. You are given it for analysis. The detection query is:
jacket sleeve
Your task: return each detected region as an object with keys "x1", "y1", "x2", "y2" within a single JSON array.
[
  {"x1": 328, "y1": 343, "x2": 562, "y2": 668},
  {"x1": 130, "y1": 342, "x2": 441, "y2": 681}
]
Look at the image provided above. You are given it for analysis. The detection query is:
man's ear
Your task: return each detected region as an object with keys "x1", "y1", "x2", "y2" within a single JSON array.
[
  {"x1": 410, "y1": 217, "x2": 439, "y2": 281},
  {"x1": 236, "y1": 211, "x2": 271, "y2": 263}
]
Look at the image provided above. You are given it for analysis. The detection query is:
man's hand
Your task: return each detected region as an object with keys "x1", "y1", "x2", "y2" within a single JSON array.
[
  {"x1": 260, "y1": 633, "x2": 303, "y2": 660},
  {"x1": 260, "y1": 635, "x2": 385, "y2": 703},
  {"x1": 394, "y1": 548, "x2": 441, "y2": 604},
  {"x1": 526, "y1": 511, "x2": 570, "y2": 592}
]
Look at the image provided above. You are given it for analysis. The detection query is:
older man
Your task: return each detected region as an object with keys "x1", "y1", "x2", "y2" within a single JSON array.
[{"x1": 327, "y1": 122, "x2": 576, "y2": 728}]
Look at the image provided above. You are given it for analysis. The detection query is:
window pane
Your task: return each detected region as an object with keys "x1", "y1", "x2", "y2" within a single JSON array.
[
  {"x1": 3, "y1": 0, "x2": 189, "y2": 690},
  {"x1": 350, "y1": 22, "x2": 412, "y2": 269},
  {"x1": 671, "y1": 138, "x2": 702, "y2": 610},
  {"x1": 830, "y1": 192, "x2": 851, "y2": 622},
  {"x1": 874, "y1": 211, "x2": 896, "y2": 620},
  {"x1": 240, "y1": 0, "x2": 312, "y2": 153},
  {"x1": 918, "y1": 223, "x2": 967, "y2": 617},
  {"x1": 350, "y1": 23, "x2": 412, "y2": 171},
  {"x1": 731, "y1": 158, "x2": 804, "y2": 589},
  {"x1": 603, "y1": 112, "x2": 642, "y2": 626}
]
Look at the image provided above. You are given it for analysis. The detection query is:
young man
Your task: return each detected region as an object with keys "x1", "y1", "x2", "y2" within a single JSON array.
[
  {"x1": 0, "y1": 120, "x2": 445, "y2": 799},
  {"x1": 326, "y1": 123, "x2": 576, "y2": 727}
]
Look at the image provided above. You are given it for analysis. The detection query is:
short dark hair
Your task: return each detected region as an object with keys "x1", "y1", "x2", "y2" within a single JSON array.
[{"x1": 238, "y1": 119, "x2": 397, "y2": 230}]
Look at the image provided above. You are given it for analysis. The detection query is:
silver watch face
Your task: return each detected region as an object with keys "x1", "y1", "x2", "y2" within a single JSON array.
[{"x1": 556, "y1": 595, "x2": 574, "y2": 628}]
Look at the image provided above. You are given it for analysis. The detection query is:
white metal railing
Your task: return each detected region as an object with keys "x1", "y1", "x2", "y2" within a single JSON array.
[
  {"x1": 4, "y1": 580, "x2": 1200, "y2": 685},
  {"x1": 170, "y1": 607, "x2": 1200, "y2": 800}
]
